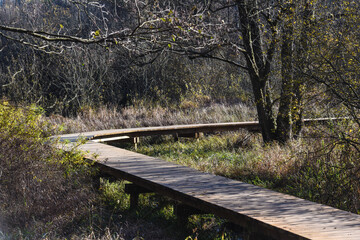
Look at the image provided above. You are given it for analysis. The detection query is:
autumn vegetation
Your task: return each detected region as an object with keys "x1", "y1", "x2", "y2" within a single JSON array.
[{"x1": 0, "y1": 0, "x2": 359, "y2": 239}]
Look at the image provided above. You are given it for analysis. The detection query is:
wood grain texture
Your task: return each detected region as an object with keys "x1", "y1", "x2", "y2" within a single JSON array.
[{"x1": 77, "y1": 141, "x2": 360, "y2": 240}]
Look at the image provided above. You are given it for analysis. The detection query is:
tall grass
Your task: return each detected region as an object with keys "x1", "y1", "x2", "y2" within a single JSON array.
[{"x1": 47, "y1": 103, "x2": 256, "y2": 134}]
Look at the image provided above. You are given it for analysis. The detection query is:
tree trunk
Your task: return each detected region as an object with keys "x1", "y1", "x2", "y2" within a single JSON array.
[
  {"x1": 293, "y1": 0, "x2": 313, "y2": 138},
  {"x1": 237, "y1": 0, "x2": 277, "y2": 143},
  {"x1": 276, "y1": 13, "x2": 294, "y2": 143},
  {"x1": 251, "y1": 73, "x2": 277, "y2": 143}
]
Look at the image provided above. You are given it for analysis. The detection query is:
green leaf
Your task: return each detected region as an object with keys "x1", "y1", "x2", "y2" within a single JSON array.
[{"x1": 59, "y1": 24, "x2": 64, "y2": 29}]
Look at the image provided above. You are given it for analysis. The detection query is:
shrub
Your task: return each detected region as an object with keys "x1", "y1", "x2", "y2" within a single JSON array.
[{"x1": 0, "y1": 101, "x2": 95, "y2": 238}]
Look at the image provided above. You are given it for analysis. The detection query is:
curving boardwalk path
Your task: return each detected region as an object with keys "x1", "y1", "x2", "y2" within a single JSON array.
[{"x1": 58, "y1": 119, "x2": 360, "y2": 240}]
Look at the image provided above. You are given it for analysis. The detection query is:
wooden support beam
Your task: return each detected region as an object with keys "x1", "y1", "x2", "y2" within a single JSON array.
[
  {"x1": 174, "y1": 203, "x2": 207, "y2": 224},
  {"x1": 125, "y1": 184, "x2": 153, "y2": 194},
  {"x1": 92, "y1": 172, "x2": 117, "y2": 190},
  {"x1": 173, "y1": 132, "x2": 203, "y2": 141},
  {"x1": 177, "y1": 132, "x2": 203, "y2": 138},
  {"x1": 92, "y1": 136, "x2": 140, "y2": 150},
  {"x1": 124, "y1": 183, "x2": 153, "y2": 209},
  {"x1": 133, "y1": 137, "x2": 140, "y2": 151},
  {"x1": 248, "y1": 231, "x2": 276, "y2": 240}
]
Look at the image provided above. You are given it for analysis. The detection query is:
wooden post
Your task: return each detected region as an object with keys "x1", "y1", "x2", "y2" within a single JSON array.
[
  {"x1": 195, "y1": 132, "x2": 203, "y2": 142},
  {"x1": 133, "y1": 137, "x2": 140, "y2": 150},
  {"x1": 92, "y1": 172, "x2": 116, "y2": 191},
  {"x1": 124, "y1": 184, "x2": 153, "y2": 209},
  {"x1": 130, "y1": 193, "x2": 139, "y2": 209},
  {"x1": 173, "y1": 132, "x2": 203, "y2": 141},
  {"x1": 173, "y1": 133, "x2": 179, "y2": 141},
  {"x1": 174, "y1": 203, "x2": 207, "y2": 224},
  {"x1": 248, "y1": 231, "x2": 275, "y2": 240}
]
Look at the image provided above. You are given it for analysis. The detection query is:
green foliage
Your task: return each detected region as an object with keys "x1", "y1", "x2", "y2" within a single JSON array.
[
  {"x1": 98, "y1": 178, "x2": 244, "y2": 239},
  {"x1": 136, "y1": 131, "x2": 259, "y2": 177},
  {"x1": 0, "y1": 101, "x2": 46, "y2": 140},
  {"x1": 100, "y1": 179, "x2": 130, "y2": 211}
]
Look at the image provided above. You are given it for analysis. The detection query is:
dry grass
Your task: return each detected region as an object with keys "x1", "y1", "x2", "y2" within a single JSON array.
[{"x1": 47, "y1": 103, "x2": 256, "y2": 134}]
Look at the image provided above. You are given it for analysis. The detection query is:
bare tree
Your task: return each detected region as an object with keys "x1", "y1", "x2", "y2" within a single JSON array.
[{"x1": 1, "y1": 0, "x2": 356, "y2": 142}]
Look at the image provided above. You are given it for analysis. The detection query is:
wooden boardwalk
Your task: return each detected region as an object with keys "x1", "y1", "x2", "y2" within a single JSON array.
[
  {"x1": 58, "y1": 119, "x2": 359, "y2": 240},
  {"x1": 58, "y1": 121, "x2": 260, "y2": 142},
  {"x1": 58, "y1": 118, "x2": 339, "y2": 143},
  {"x1": 71, "y1": 141, "x2": 360, "y2": 240}
]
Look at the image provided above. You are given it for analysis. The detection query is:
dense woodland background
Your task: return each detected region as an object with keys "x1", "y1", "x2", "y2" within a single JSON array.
[
  {"x1": 0, "y1": 0, "x2": 359, "y2": 142},
  {"x1": 0, "y1": 0, "x2": 253, "y2": 114},
  {"x1": 0, "y1": 0, "x2": 360, "y2": 239}
]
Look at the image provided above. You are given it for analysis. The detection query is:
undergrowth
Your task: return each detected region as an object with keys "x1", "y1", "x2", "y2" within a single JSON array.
[
  {"x1": 99, "y1": 179, "x2": 244, "y2": 240},
  {"x1": 0, "y1": 101, "x2": 97, "y2": 239}
]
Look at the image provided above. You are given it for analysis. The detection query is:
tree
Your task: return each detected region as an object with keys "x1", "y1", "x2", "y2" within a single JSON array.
[
  {"x1": 0, "y1": 0, "x2": 356, "y2": 143},
  {"x1": 302, "y1": 0, "x2": 360, "y2": 149},
  {"x1": 150, "y1": 0, "x2": 313, "y2": 143}
]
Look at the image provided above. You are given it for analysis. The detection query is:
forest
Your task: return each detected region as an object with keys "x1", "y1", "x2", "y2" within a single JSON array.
[{"x1": 0, "y1": 0, "x2": 359, "y2": 239}]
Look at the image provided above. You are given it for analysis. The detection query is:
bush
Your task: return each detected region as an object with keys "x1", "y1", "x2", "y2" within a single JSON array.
[{"x1": 0, "y1": 101, "x2": 95, "y2": 239}]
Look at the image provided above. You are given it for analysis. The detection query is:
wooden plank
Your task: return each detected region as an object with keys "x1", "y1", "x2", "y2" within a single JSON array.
[
  {"x1": 92, "y1": 136, "x2": 130, "y2": 143},
  {"x1": 57, "y1": 118, "x2": 345, "y2": 142},
  {"x1": 76, "y1": 141, "x2": 360, "y2": 240},
  {"x1": 57, "y1": 121, "x2": 259, "y2": 142}
]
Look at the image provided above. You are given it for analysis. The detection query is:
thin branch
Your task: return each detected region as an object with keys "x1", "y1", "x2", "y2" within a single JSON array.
[
  {"x1": 208, "y1": 3, "x2": 237, "y2": 13},
  {"x1": 0, "y1": 25, "x2": 106, "y2": 44},
  {"x1": 189, "y1": 52, "x2": 248, "y2": 70}
]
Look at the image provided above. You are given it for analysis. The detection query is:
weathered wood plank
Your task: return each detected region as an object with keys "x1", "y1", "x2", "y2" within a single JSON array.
[
  {"x1": 77, "y1": 141, "x2": 360, "y2": 240},
  {"x1": 57, "y1": 121, "x2": 260, "y2": 142},
  {"x1": 57, "y1": 118, "x2": 345, "y2": 143}
]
